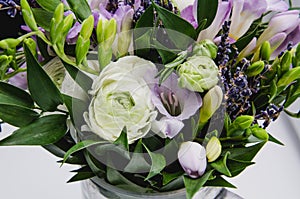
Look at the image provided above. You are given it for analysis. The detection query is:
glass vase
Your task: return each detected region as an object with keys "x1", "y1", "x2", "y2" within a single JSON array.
[{"x1": 81, "y1": 177, "x2": 243, "y2": 199}]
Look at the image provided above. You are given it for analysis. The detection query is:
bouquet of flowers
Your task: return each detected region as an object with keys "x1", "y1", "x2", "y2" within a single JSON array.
[{"x1": 0, "y1": 0, "x2": 300, "y2": 198}]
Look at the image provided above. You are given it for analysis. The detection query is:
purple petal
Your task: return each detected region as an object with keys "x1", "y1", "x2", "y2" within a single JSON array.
[
  {"x1": 267, "y1": 0, "x2": 289, "y2": 12},
  {"x1": 152, "y1": 117, "x2": 184, "y2": 138},
  {"x1": 66, "y1": 22, "x2": 81, "y2": 44},
  {"x1": 8, "y1": 64, "x2": 27, "y2": 89},
  {"x1": 178, "y1": 141, "x2": 207, "y2": 178},
  {"x1": 238, "y1": 37, "x2": 257, "y2": 59},
  {"x1": 151, "y1": 73, "x2": 202, "y2": 121},
  {"x1": 229, "y1": 0, "x2": 267, "y2": 41},
  {"x1": 89, "y1": 0, "x2": 108, "y2": 10},
  {"x1": 198, "y1": 0, "x2": 232, "y2": 41},
  {"x1": 257, "y1": 10, "x2": 300, "y2": 47},
  {"x1": 272, "y1": 25, "x2": 300, "y2": 58},
  {"x1": 181, "y1": 5, "x2": 197, "y2": 28}
]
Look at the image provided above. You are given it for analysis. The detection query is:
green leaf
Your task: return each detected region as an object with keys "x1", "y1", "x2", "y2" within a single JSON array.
[
  {"x1": 210, "y1": 151, "x2": 232, "y2": 177},
  {"x1": 43, "y1": 144, "x2": 85, "y2": 164},
  {"x1": 143, "y1": 144, "x2": 166, "y2": 180},
  {"x1": 235, "y1": 25, "x2": 259, "y2": 50},
  {"x1": 153, "y1": 3, "x2": 196, "y2": 49},
  {"x1": 205, "y1": 176, "x2": 236, "y2": 188},
  {"x1": 133, "y1": 4, "x2": 155, "y2": 59},
  {"x1": 67, "y1": 166, "x2": 95, "y2": 183},
  {"x1": 197, "y1": 0, "x2": 218, "y2": 30},
  {"x1": 106, "y1": 166, "x2": 150, "y2": 193},
  {"x1": 268, "y1": 133, "x2": 284, "y2": 146},
  {"x1": 162, "y1": 171, "x2": 184, "y2": 186},
  {"x1": 0, "y1": 104, "x2": 39, "y2": 127},
  {"x1": 32, "y1": 8, "x2": 53, "y2": 32},
  {"x1": 124, "y1": 139, "x2": 151, "y2": 173},
  {"x1": 227, "y1": 159, "x2": 254, "y2": 177},
  {"x1": 62, "y1": 140, "x2": 107, "y2": 165},
  {"x1": 113, "y1": 128, "x2": 129, "y2": 151},
  {"x1": 94, "y1": 143, "x2": 131, "y2": 160},
  {"x1": 160, "y1": 175, "x2": 184, "y2": 192},
  {"x1": 66, "y1": 0, "x2": 92, "y2": 22},
  {"x1": 0, "y1": 82, "x2": 34, "y2": 108},
  {"x1": 24, "y1": 44, "x2": 63, "y2": 111},
  {"x1": 62, "y1": 94, "x2": 88, "y2": 128},
  {"x1": 135, "y1": 4, "x2": 154, "y2": 30},
  {"x1": 152, "y1": 39, "x2": 178, "y2": 64},
  {"x1": 284, "y1": 80, "x2": 300, "y2": 108},
  {"x1": 269, "y1": 79, "x2": 278, "y2": 103},
  {"x1": 223, "y1": 141, "x2": 266, "y2": 162},
  {"x1": 35, "y1": 0, "x2": 62, "y2": 12},
  {"x1": 61, "y1": 60, "x2": 93, "y2": 92},
  {"x1": 184, "y1": 170, "x2": 214, "y2": 199},
  {"x1": 277, "y1": 67, "x2": 300, "y2": 93},
  {"x1": 0, "y1": 114, "x2": 67, "y2": 146},
  {"x1": 84, "y1": 151, "x2": 106, "y2": 176}
]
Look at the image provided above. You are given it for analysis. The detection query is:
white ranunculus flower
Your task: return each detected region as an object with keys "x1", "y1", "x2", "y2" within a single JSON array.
[{"x1": 83, "y1": 56, "x2": 157, "y2": 144}]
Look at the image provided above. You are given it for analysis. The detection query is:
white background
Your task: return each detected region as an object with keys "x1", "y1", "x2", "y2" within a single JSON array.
[{"x1": 1, "y1": 0, "x2": 300, "y2": 198}]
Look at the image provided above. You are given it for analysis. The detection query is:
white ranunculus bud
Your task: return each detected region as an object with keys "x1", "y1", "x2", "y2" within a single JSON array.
[{"x1": 178, "y1": 56, "x2": 219, "y2": 92}]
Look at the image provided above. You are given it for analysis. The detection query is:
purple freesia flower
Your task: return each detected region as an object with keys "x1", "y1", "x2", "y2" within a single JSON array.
[
  {"x1": 266, "y1": 0, "x2": 289, "y2": 12},
  {"x1": 181, "y1": 5, "x2": 197, "y2": 29},
  {"x1": 178, "y1": 141, "x2": 207, "y2": 178},
  {"x1": 198, "y1": 0, "x2": 232, "y2": 41},
  {"x1": 151, "y1": 72, "x2": 202, "y2": 138},
  {"x1": 181, "y1": 0, "x2": 232, "y2": 41},
  {"x1": 66, "y1": 22, "x2": 82, "y2": 44},
  {"x1": 271, "y1": 25, "x2": 300, "y2": 58},
  {"x1": 257, "y1": 10, "x2": 300, "y2": 47},
  {"x1": 229, "y1": 0, "x2": 267, "y2": 42}
]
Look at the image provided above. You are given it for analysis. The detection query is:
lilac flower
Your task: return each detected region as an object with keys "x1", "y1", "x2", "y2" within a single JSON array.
[
  {"x1": 178, "y1": 141, "x2": 207, "y2": 178},
  {"x1": 151, "y1": 72, "x2": 202, "y2": 138},
  {"x1": 229, "y1": 0, "x2": 267, "y2": 42}
]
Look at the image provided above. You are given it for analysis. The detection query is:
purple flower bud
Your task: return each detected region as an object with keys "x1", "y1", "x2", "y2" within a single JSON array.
[
  {"x1": 257, "y1": 10, "x2": 300, "y2": 47},
  {"x1": 178, "y1": 141, "x2": 207, "y2": 178}
]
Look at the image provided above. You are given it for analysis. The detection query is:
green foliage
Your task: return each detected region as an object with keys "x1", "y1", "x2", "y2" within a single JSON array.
[
  {"x1": 35, "y1": 0, "x2": 63, "y2": 12},
  {"x1": 153, "y1": 3, "x2": 196, "y2": 49},
  {"x1": 124, "y1": 140, "x2": 151, "y2": 173},
  {"x1": 67, "y1": 166, "x2": 95, "y2": 183},
  {"x1": 66, "y1": 0, "x2": 92, "y2": 22},
  {"x1": 62, "y1": 140, "x2": 107, "y2": 165},
  {"x1": 0, "y1": 114, "x2": 67, "y2": 146},
  {"x1": 21, "y1": 0, "x2": 38, "y2": 31},
  {"x1": 184, "y1": 170, "x2": 214, "y2": 199},
  {"x1": 196, "y1": 0, "x2": 218, "y2": 31},
  {"x1": 0, "y1": 104, "x2": 39, "y2": 127},
  {"x1": 24, "y1": 43, "x2": 63, "y2": 111},
  {"x1": 143, "y1": 144, "x2": 166, "y2": 180},
  {"x1": 0, "y1": 82, "x2": 34, "y2": 108}
]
